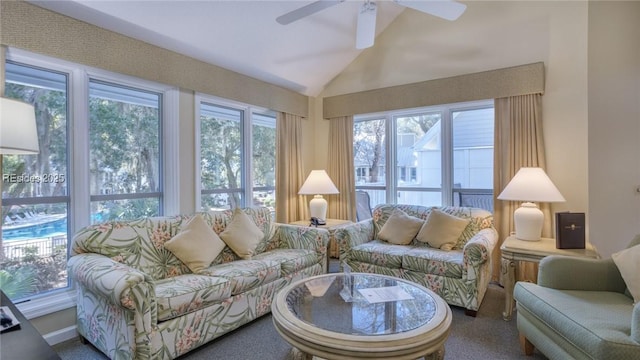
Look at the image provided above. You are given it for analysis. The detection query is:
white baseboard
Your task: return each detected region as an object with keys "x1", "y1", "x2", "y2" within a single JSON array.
[{"x1": 44, "y1": 325, "x2": 78, "y2": 346}]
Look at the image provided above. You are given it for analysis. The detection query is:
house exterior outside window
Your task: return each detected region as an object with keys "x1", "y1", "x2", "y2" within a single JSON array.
[{"x1": 354, "y1": 101, "x2": 494, "y2": 211}]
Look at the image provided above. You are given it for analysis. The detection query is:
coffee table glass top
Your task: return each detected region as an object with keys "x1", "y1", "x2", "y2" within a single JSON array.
[{"x1": 285, "y1": 273, "x2": 437, "y2": 336}]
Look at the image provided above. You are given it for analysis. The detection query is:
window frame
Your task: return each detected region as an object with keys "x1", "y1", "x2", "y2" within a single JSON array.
[
  {"x1": 354, "y1": 100, "x2": 494, "y2": 207},
  {"x1": 87, "y1": 78, "x2": 165, "y2": 221},
  {"x1": 3, "y1": 48, "x2": 179, "y2": 318},
  {"x1": 194, "y1": 94, "x2": 276, "y2": 212}
]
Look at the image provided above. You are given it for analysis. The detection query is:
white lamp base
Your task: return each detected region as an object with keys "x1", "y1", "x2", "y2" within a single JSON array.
[
  {"x1": 309, "y1": 195, "x2": 328, "y2": 221},
  {"x1": 514, "y1": 202, "x2": 543, "y2": 241}
]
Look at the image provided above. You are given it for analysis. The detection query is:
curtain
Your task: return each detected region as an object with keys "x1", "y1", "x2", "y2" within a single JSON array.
[
  {"x1": 493, "y1": 93, "x2": 550, "y2": 283},
  {"x1": 275, "y1": 112, "x2": 307, "y2": 223},
  {"x1": 326, "y1": 116, "x2": 356, "y2": 221}
]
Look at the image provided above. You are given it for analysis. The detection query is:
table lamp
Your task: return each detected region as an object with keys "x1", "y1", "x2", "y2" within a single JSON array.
[
  {"x1": 497, "y1": 167, "x2": 565, "y2": 241},
  {"x1": 298, "y1": 170, "x2": 339, "y2": 222},
  {"x1": 1, "y1": 97, "x2": 40, "y2": 250}
]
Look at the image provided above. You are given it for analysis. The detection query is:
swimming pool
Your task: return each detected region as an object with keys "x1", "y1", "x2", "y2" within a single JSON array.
[{"x1": 2, "y1": 215, "x2": 67, "y2": 241}]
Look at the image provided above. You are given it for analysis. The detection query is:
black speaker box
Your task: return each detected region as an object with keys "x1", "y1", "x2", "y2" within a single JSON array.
[{"x1": 555, "y1": 212, "x2": 585, "y2": 249}]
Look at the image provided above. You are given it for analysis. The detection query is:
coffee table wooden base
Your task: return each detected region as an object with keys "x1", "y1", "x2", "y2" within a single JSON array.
[{"x1": 286, "y1": 346, "x2": 445, "y2": 360}]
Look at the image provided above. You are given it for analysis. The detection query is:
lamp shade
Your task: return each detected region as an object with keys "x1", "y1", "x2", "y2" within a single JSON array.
[
  {"x1": 497, "y1": 167, "x2": 565, "y2": 203},
  {"x1": 0, "y1": 97, "x2": 39, "y2": 154},
  {"x1": 298, "y1": 170, "x2": 339, "y2": 195}
]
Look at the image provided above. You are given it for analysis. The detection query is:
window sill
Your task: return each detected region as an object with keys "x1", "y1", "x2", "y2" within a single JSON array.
[{"x1": 17, "y1": 288, "x2": 76, "y2": 320}]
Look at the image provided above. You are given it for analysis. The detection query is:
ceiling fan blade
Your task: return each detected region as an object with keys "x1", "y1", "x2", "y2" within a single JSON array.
[
  {"x1": 394, "y1": 0, "x2": 466, "y2": 21},
  {"x1": 356, "y1": 1, "x2": 377, "y2": 49},
  {"x1": 276, "y1": 0, "x2": 345, "y2": 25}
]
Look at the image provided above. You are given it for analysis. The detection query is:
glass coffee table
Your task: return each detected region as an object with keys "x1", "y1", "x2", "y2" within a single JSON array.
[{"x1": 271, "y1": 273, "x2": 452, "y2": 360}]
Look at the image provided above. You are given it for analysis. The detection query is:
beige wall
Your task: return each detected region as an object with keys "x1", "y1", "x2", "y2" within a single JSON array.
[{"x1": 587, "y1": 1, "x2": 640, "y2": 257}]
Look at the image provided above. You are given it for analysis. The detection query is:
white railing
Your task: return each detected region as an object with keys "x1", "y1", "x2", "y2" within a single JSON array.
[{"x1": 2, "y1": 235, "x2": 67, "y2": 260}]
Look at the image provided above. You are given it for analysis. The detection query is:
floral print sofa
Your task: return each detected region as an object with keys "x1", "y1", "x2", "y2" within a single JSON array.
[
  {"x1": 67, "y1": 207, "x2": 329, "y2": 359},
  {"x1": 335, "y1": 204, "x2": 498, "y2": 316}
]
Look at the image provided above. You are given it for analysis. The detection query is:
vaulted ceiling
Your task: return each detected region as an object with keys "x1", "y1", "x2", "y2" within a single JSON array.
[
  {"x1": 29, "y1": 1, "x2": 553, "y2": 98},
  {"x1": 31, "y1": 0, "x2": 415, "y2": 96}
]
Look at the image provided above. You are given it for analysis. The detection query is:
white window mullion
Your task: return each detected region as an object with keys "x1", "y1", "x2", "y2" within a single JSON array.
[
  {"x1": 194, "y1": 95, "x2": 204, "y2": 212},
  {"x1": 71, "y1": 69, "x2": 91, "y2": 231},
  {"x1": 244, "y1": 108, "x2": 254, "y2": 207},
  {"x1": 441, "y1": 109, "x2": 454, "y2": 206},
  {"x1": 163, "y1": 89, "x2": 180, "y2": 215},
  {"x1": 386, "y1": 114, "x2": 396, "y2": 204}
]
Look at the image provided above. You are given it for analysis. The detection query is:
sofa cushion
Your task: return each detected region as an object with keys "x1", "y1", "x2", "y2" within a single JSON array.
[
  {"x1": 416, "y1": 209, "x2": 470, "y2": 251},
  {"x1": 253, "y1": 249, "x2": 318, "y2": 275},
  {"x1": 612, "y1": 244, "x2": 640, "y2": 303},
  {"x1": 515, "y1": 282, "x2": 638, "y2": 359},
  {"x1": 220, "y1": 208, "x2": 264, "y2": 260},
  {"x1": 199, "y1": 259, "x2": 281, "y2": 294},
  {"x1": 377, "y1": 209, "x2": 423, "y2": 245},
  {"x1": 402, "y1": 247, "x2": 464, "y2": 278},
  {"x1": 351, "y1": 240, "x2": 412, "y2": 269},
  {"x1": 164, "y1": 215, "x2": 227, "y2": 273},
  {"x1": 155, "y1": 274, "x2": 231, "y2": 322}
]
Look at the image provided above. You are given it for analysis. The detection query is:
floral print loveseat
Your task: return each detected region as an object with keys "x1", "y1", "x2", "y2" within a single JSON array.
[
  {"x1": 68, "y1": 207, "x2": 328, "y2": 359},
  {"x1": 335, "y1": 204, "x2": 497, "y2": 316}
]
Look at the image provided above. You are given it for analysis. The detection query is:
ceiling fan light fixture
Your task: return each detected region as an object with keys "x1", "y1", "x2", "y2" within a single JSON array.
[{"x1": 356, "y1": 1, "x2": 377, "y2": 49}]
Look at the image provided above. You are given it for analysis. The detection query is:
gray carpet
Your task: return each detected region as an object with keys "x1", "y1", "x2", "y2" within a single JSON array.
[{"x1": 54, "y1": 261, "x2": 548, "y2": 359}]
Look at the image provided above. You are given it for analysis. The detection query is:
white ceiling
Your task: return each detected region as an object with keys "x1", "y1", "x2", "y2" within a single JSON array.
[{"x1": 31, "y1": 0, "x2": 416, "y2": 96}]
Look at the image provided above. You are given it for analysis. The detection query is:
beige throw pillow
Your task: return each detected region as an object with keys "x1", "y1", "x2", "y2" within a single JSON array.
[
  {"x1": 377, "y1": 209, "x2": 423, "y2": 245},
  {"x1": 612, "y1": 244, "x2": 640, "y2": 303},
  {"x1": 164, "y1": 215, "x2": 226, "y2": 273},
  {"x1": 220, "y1": 208, "x2": 264, "y2": 260},
  {"x1": 416, "y1": 209, "x2": 470, "y2": 250}
]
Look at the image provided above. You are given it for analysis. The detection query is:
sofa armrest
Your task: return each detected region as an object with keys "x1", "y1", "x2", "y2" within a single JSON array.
[
  {"x1": 463, "y1": 228, "x2": 498, "y2": 266},
  {"x1": 537, "y1": 256, "x2": 627, "y2": 292},
  {"x1": 334, "y1": 220, "x2": 375, "y2": 264},
  {"x1": 273, "y1": 224, "x2": 330, "y2": 264},
  {"x1": 68, "y1": 253, "x2": 155, "y2": 311}
]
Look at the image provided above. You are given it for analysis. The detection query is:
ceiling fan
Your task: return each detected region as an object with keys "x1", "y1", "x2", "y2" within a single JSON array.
[{"x1": 276, "y1": 0, "x2": 467, "y2": 49}]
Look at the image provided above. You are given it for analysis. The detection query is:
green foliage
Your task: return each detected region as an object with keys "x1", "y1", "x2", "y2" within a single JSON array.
[
  {"x1": 0, "y1": 269, "x2": 37, "y2": 299},
  {"x1": 0, "y1": 244, "x2": 67, "y2": 301},
  {"x1": 200, "y1": 114, "x2": 241, "y2": 190},
  {"x1": 252, "y1": 124, "x2": 276, "y2": 188}
]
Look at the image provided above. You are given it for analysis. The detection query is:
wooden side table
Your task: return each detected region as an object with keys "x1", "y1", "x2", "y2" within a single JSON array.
[
  {"x1": 0, "y1": 291, "x2": 61, "y2": 360},
  {"x1": 500, "y1": 236, "x2": 598, "y2": 321},
  {"x1": 290, "y1": 218, "x2": 352, "y2": 259}
]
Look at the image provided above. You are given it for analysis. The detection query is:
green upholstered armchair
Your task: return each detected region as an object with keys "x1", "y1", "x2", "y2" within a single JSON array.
[{"x1": 514, "y1": 236, "x2": 640, "y2": 360}]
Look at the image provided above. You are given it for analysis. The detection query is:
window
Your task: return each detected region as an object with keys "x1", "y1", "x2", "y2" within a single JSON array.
[
  {"x1": 354, "y1": 101, "x2": 494, "y2": 210},
  {"x1": 354, "y1": 118, "x2": 387, "y2": 207},
  {"x1": 196, "y1": 96, "x2": 276, "y2": 213},
  {"x1": 2, "y1": 62, "x2": 70, "y2": 300},
  {"x1": 89, "y1": 80, "x2": 163, "y2": 222},
  {"x1": 199, "y1": 103, "x2": 244, "y2": 210},
  {"x1": 251, "y1": 113, "x2": 276, "y2": 211},
  {"x1": 1, "y1": 49, "x2": 176, "y2": 312}
]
